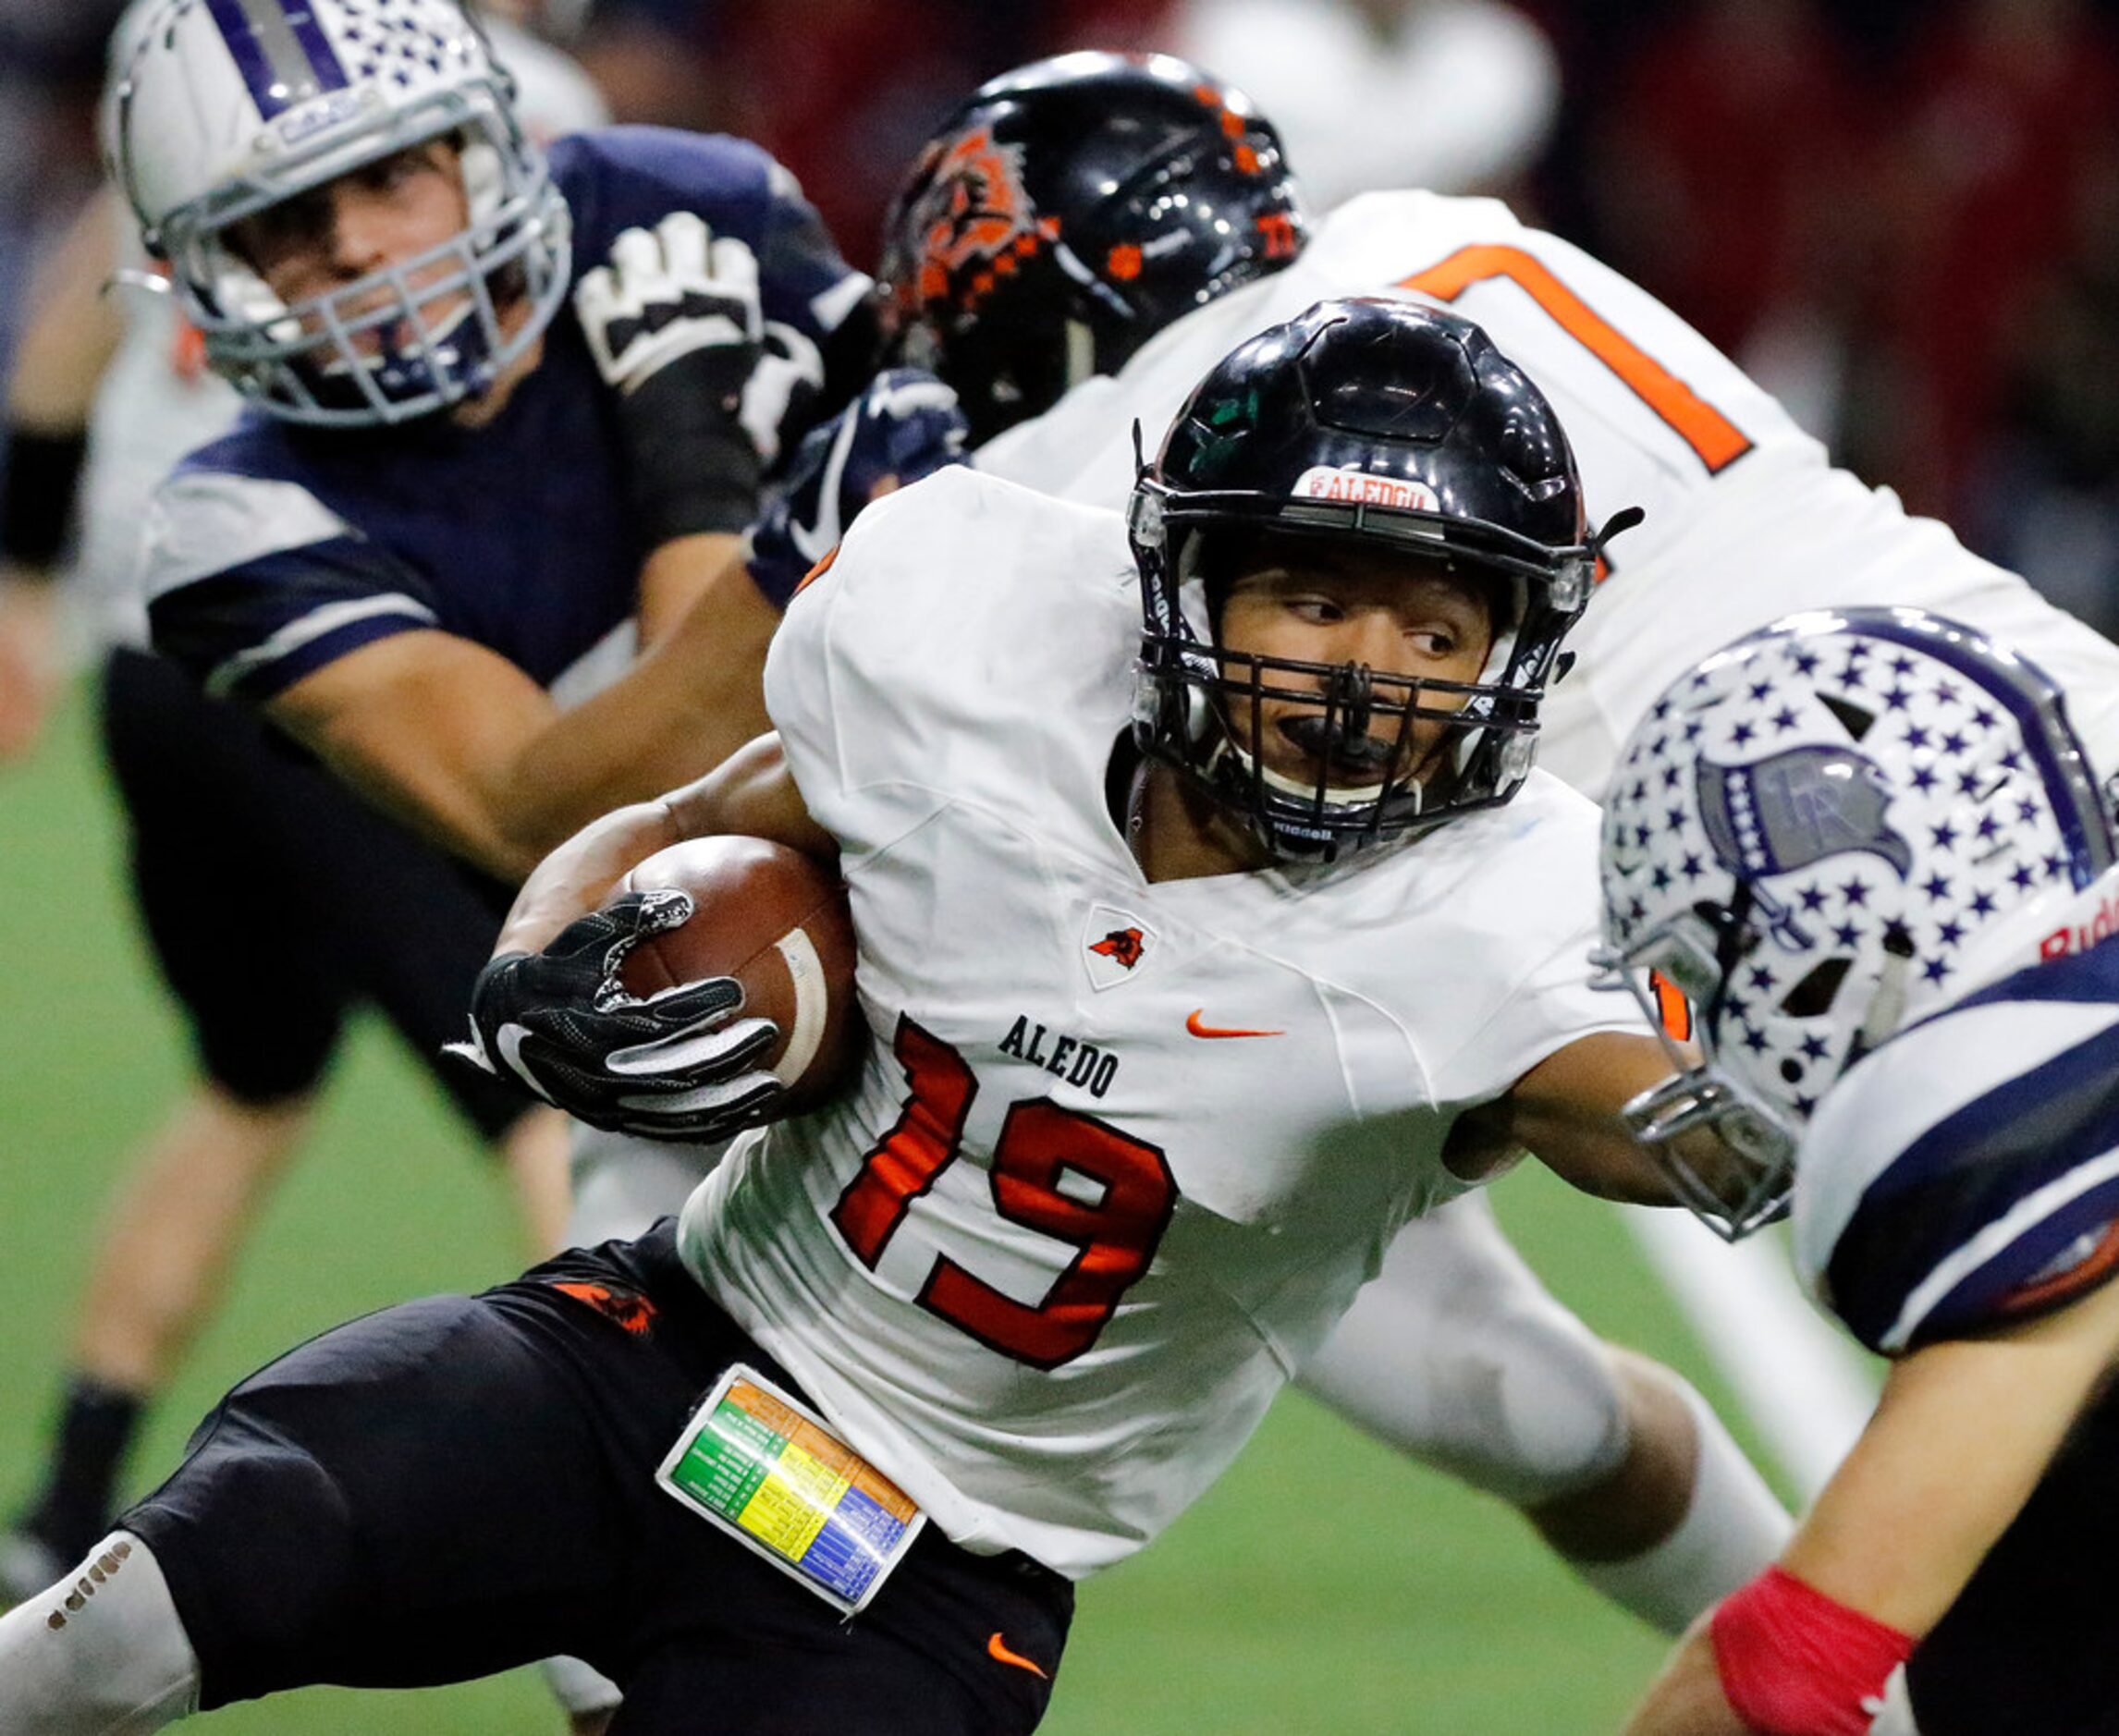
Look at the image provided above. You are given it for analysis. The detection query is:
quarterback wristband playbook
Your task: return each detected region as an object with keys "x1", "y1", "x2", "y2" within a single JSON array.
[
  {"x1": 0, "y1": 424, "x2": 89, "y2": 569},
  {"x1": 1711, "y1": 1566, "x2": 1915, "y2": 1735},
  {"x1": 655, "y1": 1363, "x2": 925, "y2": 1616}
]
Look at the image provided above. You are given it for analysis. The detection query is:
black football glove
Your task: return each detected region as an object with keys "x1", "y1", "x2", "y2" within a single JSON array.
[
  {"x1": 447, "y1": 890, "x2": 789, "y2": 1143},
  {"x1": 744, "y1": 368, "x2": 969, "y2": 603},
  {"x1": 575, "y1": 213, "x2": 766, "y2": 547}
]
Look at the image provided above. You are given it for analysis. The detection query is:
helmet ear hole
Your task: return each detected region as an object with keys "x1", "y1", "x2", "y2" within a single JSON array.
[
  {"x1": 1820, "y1": 694, "x2": 1877, "y2": 741},
  {"x1": 1779, "y1": 956, "x2": 1851, "y2": 1018}
]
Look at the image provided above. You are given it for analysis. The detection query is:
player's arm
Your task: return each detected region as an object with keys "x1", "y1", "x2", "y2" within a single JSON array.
[
  {"x1": 1626, "y1": 1270, "x2": 2119, "y2": 1735},
  {"x1": 528, "y1": 367, "x2": 968, "y2": 831},
  {"x1": 0, "y1": 189, "x2": 126, "y2": 757},
  {"x1": 494, "y1": 728, "x2": 829, "y2": 957},
  {"x1": 263, "y1": 365, "x2": 962, "y2": 881},
  {"x1": 263, "y1": 568, "x2": 783, "y2": 886},
  {"x1": 1460, "y1": 1029, "x2": 1688, "y2": 1204},
  {"x1": 405, "y1": 199, "x2": 903, "y2": 867},
  {"x1": 262, "y1": 202, "x2": 794, "y2": 879},
  {"x1": 449, "y1": 730, "x2": 831, "y2": 1139}
]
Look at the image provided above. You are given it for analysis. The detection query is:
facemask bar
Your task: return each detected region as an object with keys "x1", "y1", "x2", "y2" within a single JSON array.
[
  {"x1": 1589, "y1": 910, "x2": 1801, "y2": 1241},
  {"x1": 189, "y1": 196, "x2": 563, "y2": 422},
  {"x1": 1194, "y1": 646, "x2": 1537, "y2": 855}
]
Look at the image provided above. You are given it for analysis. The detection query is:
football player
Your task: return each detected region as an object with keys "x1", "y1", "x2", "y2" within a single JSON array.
[
  {"x1": 0, "y1": 297, "x2": 1690, "y2": 1733},
  {"x1": 741, "y1": 50, "x2": 1804, "y2": 1640},
  {"x1": 758, "y1": 46, "x2": 2119, "y2": 1632},
  {"x1": 0, "y1": 0, "x2": 608, "y2": 1613},
  {"x1": 8, "y1": 3, "x2": 864, "y2": 1722},
  {"x1": 1600, "y1": 607, "x2": 2119, "y2": 1736},
  {"x1": 114, "y1": 0, "x2": 875, "y2": 887},
  {"x1": 91, "y1": 0, "x2": 876, "y2": 1257}
]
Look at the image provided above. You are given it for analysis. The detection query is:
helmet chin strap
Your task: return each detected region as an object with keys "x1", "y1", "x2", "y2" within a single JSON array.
[{"x1": 1851, "y1": 947, "x2": 1910, "y2": 1063}]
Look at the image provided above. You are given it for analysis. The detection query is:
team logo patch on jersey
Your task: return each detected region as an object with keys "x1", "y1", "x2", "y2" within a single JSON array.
[
  {"x1": 1083, "y1": 906, "x2": 1156, "y2": 991},
  {"x1": 1292, "y1": 466, "x2": 1439, "y2": 512},
  {"x1": 549, "y1": 1280, "x2": 658, "y2": 1336},
  {"x1": 1093, "y1": 928, "x2": 1145, "y2": 968}
]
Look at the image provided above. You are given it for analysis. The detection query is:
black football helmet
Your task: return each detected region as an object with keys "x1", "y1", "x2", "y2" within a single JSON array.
[
  {"x1": 876, "y1": 51, "x2": 1307, "y2": 445},
  {"x1": 1131, "y1": 297, "x2": 1629, "y2": 864}
]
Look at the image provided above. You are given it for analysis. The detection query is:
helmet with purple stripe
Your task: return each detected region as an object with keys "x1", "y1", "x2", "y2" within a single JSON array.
[{"x1": 107, "y1": 0, "x2": 570, "y2": 425}]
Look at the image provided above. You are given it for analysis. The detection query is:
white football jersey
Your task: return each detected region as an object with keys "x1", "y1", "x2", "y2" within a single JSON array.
[
  {"x1": 977, "y1": 189, "x2": 2119, "y2": 796},
  {"x1": 678, "y1": 467, "x2": 1641, "y2": 1576}
]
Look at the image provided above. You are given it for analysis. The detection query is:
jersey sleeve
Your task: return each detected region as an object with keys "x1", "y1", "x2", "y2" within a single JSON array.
[
  {"x1": 761, "y1": 475, "x2": 963, "y2": 863},
  {"x1": 142, "y1": 466, "x2": 441, "y2": 703},
  {"x1": 551, "y1": 127, "x2": 870, "y2": 353},
  {"x1": 1418, "y1": 778, "x2": 1649, "y2": 1108},
  {"x1": 1794, "y1": 975, "x2": 2119, "y2": 1355},
  {"x1": 764, "y1": 468, "x2": 1122, "y2": 864}
]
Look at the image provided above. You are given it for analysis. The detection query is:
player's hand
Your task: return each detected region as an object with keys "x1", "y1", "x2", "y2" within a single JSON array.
[
  {"x1": 573, "y1": 213, "x2": 767, "y2": 546},
  {"x1": 738, "y1": 322, "x2": 827, "y2": 470},
  {"x1": 576, "y1": 212, "x2": 762, "y2": 401},
  {"x1": 448, "y1": 891, "x2": 788, "y2": 1143},
  {"x1": 746, "y1": 369, "x2": 969, "y2": 602}
]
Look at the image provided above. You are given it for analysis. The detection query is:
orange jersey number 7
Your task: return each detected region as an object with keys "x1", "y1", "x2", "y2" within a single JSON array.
[{"x1": 1399, "y1": 245, "x2": 1754, "y2": 476}]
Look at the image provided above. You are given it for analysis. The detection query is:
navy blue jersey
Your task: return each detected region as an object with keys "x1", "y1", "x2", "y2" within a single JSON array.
[
  {"x1": 141, "y1": 127, "x2": 869, "y2": 704},
  {"x1": 1793, "y1": 936, "x2": 2119, "y2": 1354}
]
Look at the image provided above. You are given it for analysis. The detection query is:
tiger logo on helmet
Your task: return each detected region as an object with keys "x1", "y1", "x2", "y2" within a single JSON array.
[{"x1": 876, "y1": 52, "x2": 1306, "y2": 445}]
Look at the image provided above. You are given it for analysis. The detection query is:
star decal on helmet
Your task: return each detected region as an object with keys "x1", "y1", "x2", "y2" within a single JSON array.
[{"x1": 1597, "y1": 606, "x2": 2116, "y2": 1239}]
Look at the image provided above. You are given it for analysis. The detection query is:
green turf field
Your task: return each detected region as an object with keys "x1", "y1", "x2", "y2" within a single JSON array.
[{"x1": 0, "y1": 682, "x2": 1794, "y2": 1732}]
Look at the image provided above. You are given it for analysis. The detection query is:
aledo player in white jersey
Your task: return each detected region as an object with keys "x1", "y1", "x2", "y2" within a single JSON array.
[
  {"x1": 760, "y1": 45, "x2": 2119, "y2": 1622},
  {"x1": 0, "y1": 299, "x2": 1691, "y2": 1730},
  {"x1": 939, "y1": 62, "x2": 2119, "y2": 792},
  {"x1": 737, "y1": 51, "x2": 1796, "y2": 1637},
  {"x1": 1599, "y1": 609, "x2": 2119, "y2": 1735}
]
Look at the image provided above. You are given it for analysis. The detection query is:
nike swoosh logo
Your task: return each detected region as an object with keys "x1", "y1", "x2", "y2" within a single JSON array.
[
  {"x1": 987, "y1": 1632, "x2": 1048, "y2": 1680},
  {"x1": 496, "y1": 1023, "x2": 546, "y2": 1090},
  {"x1": 788, "y1": 410, "x2": 862, "y2": 564},
  {"x1": 1186, "y1": 1009, "x2": 1284, "y2": 1040}
]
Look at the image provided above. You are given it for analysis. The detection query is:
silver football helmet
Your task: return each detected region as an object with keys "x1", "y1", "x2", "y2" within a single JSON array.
[
  {"x1": 1597, "y1": 607, "x2": 2115, "y2": 1238},
  {"x1": 106, "y1": 0, "x2": 571, "y2": 424}
]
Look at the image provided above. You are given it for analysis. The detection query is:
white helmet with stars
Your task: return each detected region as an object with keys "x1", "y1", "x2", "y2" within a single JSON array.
[
  {"x1": 106, "y1": 0, "x2": 570, "y2": 424},
  {"x1": 1596, "y1": 606, "x2": 2116, "y2": 1239}
]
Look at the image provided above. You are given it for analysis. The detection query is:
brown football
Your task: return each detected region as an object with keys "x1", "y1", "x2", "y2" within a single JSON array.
[{"x1": 612, "y1": 836, "x2": 862, "y2": 1116}]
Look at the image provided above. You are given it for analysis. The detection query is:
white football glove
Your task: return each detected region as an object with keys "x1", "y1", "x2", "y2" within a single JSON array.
[
  {"x1": 572, "y1": 213, "x2": 769, "y2": 544},
  {"x1": 574, "y1": 212, "x2": 762, "y2": 397}
]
